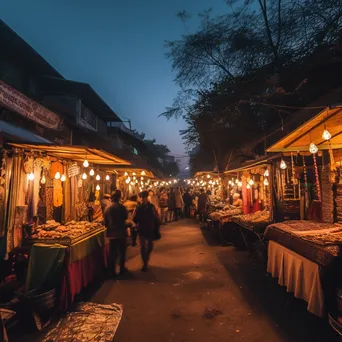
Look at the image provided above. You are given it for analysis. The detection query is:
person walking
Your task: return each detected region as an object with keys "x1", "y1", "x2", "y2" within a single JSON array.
[
  {"x1": 183, "y1": 189, "x2": 193, "y2": 218},
  {"x1": 197, "y1": 188, "x2": 208, "y2": 224},
  {"x1": 133, "y1": 190, "x2": 159, "y2": 272},
  {"x1": 124, "y1": 195, "x2": 139, "y2": 246},
  {"x1": 167, "y1": 188, "x2": 175, "y2": 222},
  {"x1": 104, "y1": 190, "x2": 128, "y2": 277},
  {"x1": 174, "y1": 187, "x2": 184, "y2": 221},
  {"x1": 148, "y1": 190, "x2": 160, "y2": 216},
  {"x1": 159, "y1": 188, "x2": 168, "y2": 225}
]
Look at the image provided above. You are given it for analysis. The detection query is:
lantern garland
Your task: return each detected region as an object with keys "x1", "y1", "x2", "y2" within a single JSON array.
[{"x1": 312, "y1": 153, "x2": 321, "y2": 201}]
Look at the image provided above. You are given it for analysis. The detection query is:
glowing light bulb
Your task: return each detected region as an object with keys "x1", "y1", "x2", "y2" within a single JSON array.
[
  {"x1": 60, "y1": 174, "x2": 66, "y2": 182},
  {"x1": 55, "y1": 172, "x2": 61, "y2": 180},
  {"x1": 309, "y1": 143, "x2": 318, "y2": 154},
  {"x1": 82, "y1": 173, "x2": 87, "y2": 180},
  {"x1": 141, "y1": 177, "x2": 144, "y2": 180},
  {"x1": 96, "y1": 185, "x2": 100, "y2": 191},
  {"x1": 247, "y1": 184, "x2": 251, "y2": 189},
  {"x1": 125, "y1": 178, "x2": 130, "y2": 184},
  {"x1": 130, "y1": 181, "x2": 135, "y2": 186},
  {"x1": 83, "y1": 159, "x2": 89, "y2": 168},
  {"x1": 41, "y1": 175, "x2": 46, "y2": 184},
  {"x1": 106, "y1": 175, "x2": 110, "y2": 181},
  {"x1": 235, "y1": 179, "x2": 239, "y2": 184},
  {"x1": 89, "y1": 169, "x2": 95, "y2": 176},
  {"x1": 124, "y1": 172, "x2": 128, "y2": 177},
  {"x1": 28, "y1": 172, "x2": 35, "y2": 181},
  {"x1": 141, "y1": 171, "x2": 146, "y2": 176},
  {"x1": 207, "y1": 175, "x2": 211, "y2": 178},
  {"x1": 280, "y1": 159, "x2": 287, "y2": 170},
  {"x1": 264, "y1": 170, "x2": 269, "y2": 177},
  {"x1": 264, "y1": 178, "x2": 269, "y2": 186},
  {"x1": 96, "y1": 174, "x2": 100, "y2": 181},
  {"x1": 238, "y1": 181, "x2": 242, "y2": 187},
  {"x1": 133, "y1": 172, "x2": 136, "y2": 176},
  {"x1": 248, "y1": 179, "x2": 254, "y2": 186},
  {"x1": 322, "y1": 129, "x2": 332, "y2": 141}
]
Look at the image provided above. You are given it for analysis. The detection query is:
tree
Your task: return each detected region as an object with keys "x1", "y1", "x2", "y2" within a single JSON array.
[{"x1": 163, "y1": 0, "x2": 342, "y2": 172}]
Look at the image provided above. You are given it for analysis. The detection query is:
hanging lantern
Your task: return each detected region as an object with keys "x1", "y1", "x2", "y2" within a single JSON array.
[
  {"x1": 96, "y1": 174, "x2": 100, "y2": 181},
  {"x1": 125, "y1": 178, "x2": 130, "y2": 184},
  {"x1": 54, "y1": 172, "x2": 61, "y2": 180},
  {"x1": 248, "y1": 179, "x2": 254, "y2": 186},
  {"x1": 322, "y1": 129, "x2": 332, "y2": 141},
  {"x1": 238, "y1": 181, "x2": 242, "y2": 187},
  {"x1": 235, "y1": 179, "x2": 239, "y2": 184},
  {"x1": 124, "y1": 172, "x2": 128, "y2": 177},
  {"x1": 28, "y1": 172, "x2": 35, "y2": 181},
  {"x1": 133, "y1": 172, "x2": 136, "y2": 176},
  {"x1": 83, "y1": 159, "x2": 89, "y2": 168},
  {"x1": 41, "y1": 175, "x2": 46, "y2": 184},
  {"x1": 141, "y1": 171, "x2": 146, "y2": 176},
  {"x1": 264, "y1": 170, "x2": 269, "y2": 177},
  {"x1": 141, "y1": 177, "x2": 144, "y2": 180},
  {"x1": 106, "y1": 175, "x2": 110, "y2": 181},
  {"x1": 280, "y1": 159, "x2": 287, "y2": 170},
  {"x1": 207, "y1": 174, "x2": 211, "y2": 179},
  {"x1": 264, "y1": 178, "x2": 269, "y2": 186},
  {"x1": 246, "y1": 184, "x2": 251, "y2": 189},
  {"x1": 82, "y1": 173, "x2": 87, "y2": 180},
  {"x1": 130, "y1": 181, "x2": 135, "y2": 186},
  {"x1": 96, "y1": 185, "x2": 100, "y2": 191},
  {"x1": 309, "y1": 143, "x2": 318, "y2": 154},
  {"x1": 89, "y1": 169, "x2": 95, "y2": 176},
  {"x1": 60, "y1": 174, "x2": 66, "y2": 182}
]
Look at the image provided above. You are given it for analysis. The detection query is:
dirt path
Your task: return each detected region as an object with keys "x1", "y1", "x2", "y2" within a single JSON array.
[{"x1": 91, "y1": 219, "x2": 337, "y2": 342}]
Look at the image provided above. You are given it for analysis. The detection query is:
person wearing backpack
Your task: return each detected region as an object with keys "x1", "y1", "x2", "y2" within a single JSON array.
[
  {"x1": 159, "y1": 188, "x2": 168, "y2": 225},
  {"x1": 133, "y1": 191, "x2": 159, "y2": 272}
]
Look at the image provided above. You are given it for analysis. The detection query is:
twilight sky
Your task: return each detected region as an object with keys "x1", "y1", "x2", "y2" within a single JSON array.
[{"x1": 0, "y1": 0, "x2": 228, "y2": 163}]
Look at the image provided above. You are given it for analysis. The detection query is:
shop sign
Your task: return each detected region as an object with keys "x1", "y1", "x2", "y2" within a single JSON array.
[
  {"x1": 67, "y1": 163, "x2": 80, "y2": 178},
  {"x1": 0, "y1": 80, "x2": 62, "y2": 130}
]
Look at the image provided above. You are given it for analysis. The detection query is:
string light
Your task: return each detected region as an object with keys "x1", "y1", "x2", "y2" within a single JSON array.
[
  {"x1": 309, "y1": 142, "x2": 318, "y2": 154},
  {"x1": 207, "y1": 175, "x2": 211, "y2": 178},
  {"x1": 264, "y1": 178, "x2": 269, "y2": 186},
  {"x1": 124, "y1": 172, "x2": 128, "y2": 177},
  {"x1": 246, "y1": 184, "x2": 251, "y2": 189},
  {"x1": 106, "y1": 175, "x2": 110, "y2": 181},
  {"x1": 322, "y1": 129, "x2": 332, "y2": 141},
  {"x1": 238, "y1": 181, "x2": 242, "y2": 187},
  {"x1": 248, "y1": 179, "x2": 254, "y2": 186},
  {"x1": 82, "y1": 173, "x2": 87, "y2": 180},
  {"x1": 83, "y1": 159, "x2": 89, "y2": 168},
  {"x1": 28, "y1": 172, "x2": 35, "y2": 181},
  {"x1": 264, "y1": 170, "x2": 269, "y2": 177},
  {"x1": 125, "y1": 178, "x2": 130, "y2": 184},
  {"x1": 96, "y1": 174, "x2": 100, "y2": 181},
  {"x1": 235, "y1": 179, "x2": 239, "y2": 184},
  {"x1": 141, "y1": 171, "x2": 146, "y2": 176},
  {"x1": 96, "y1": 185, "x2": 100, "y2": 191},
  {"x1": 89, "y1": 169, "x2": 95, "y2": 176},
  {"x1": 55, "y1": 172, "x2": 61, "y2": 180},
  {"x1": 60, "y1": 174, "x2": 66, "y2": 182},
  {"x1": 280, "y1": 159, "x2": 287, "y2": 170}
]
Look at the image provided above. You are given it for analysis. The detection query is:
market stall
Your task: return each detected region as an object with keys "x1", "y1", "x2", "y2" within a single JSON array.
[
  {"x1": 265, "y1": 105, "x2": 342, "y2": 319},
  {"x1": 0, "y1": 143, "x2": 130, "y2": 310}
]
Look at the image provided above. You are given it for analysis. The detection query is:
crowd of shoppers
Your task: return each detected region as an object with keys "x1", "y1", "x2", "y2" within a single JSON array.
[{"x1": 102, "y1": 186, "x2": 211, "y2": 277}]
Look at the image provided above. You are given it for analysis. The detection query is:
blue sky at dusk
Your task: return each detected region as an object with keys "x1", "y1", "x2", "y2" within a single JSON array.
[{"x1": 0, "y1": 0, "x2": 229, "y2": 165}]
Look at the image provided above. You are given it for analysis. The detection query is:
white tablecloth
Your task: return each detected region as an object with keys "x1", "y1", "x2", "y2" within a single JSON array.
[{"x1": 267, "y1": 241, "x2": 324, "y2": 317}]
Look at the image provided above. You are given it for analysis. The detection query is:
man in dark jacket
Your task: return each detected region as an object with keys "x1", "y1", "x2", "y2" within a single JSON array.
[
  {"x1": 133, "y1": 190, "x2": 159, "y2": 272},
  {"x1": 104, "y1": 190, "x2": 128, "y2": 277},
  {"x1": 183, "y1": 189, "x2": 193, "y2": 218}
]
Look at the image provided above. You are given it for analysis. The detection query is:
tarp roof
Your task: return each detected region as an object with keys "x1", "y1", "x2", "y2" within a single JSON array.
[
  {"x1": 0, "y1": 120, "x2": 51, "y2": 144},
  {"x1": 194, "y1": 171, "x2": 222, "y2": 178},
  {"x1": 267, "y1": 106, "x2": 342, "y2": 152},
  {"x1": 7, "y1": 143, "x2": 130, "y2": 166}
]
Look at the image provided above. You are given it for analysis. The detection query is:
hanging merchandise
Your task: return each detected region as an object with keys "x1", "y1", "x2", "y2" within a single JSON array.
[
  {"x1": 312, "y1": 153, "x2": 321, "y2": 201},
  {"x1": 302, "y1": 155, "x2": 309, "y2": 215},
  {"x1": 50, "y1": 161, "x2": 63, "y2": 179},
  {"x1": 291, "y1": 153, "x2": 296, "y2": 199}
]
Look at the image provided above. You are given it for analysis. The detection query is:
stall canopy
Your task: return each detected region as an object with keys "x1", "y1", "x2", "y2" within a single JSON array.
[
  {"x1": 267, "y1": 106, "x2": 342, "y2": 153},
  {"x1": 224, "y1": 154, "x2": 281, "y2": 174},
  {"x1": 194, "y1": 171, "x2": 222, "y2": 178},
  {"x1": 7, "y1": 143, "x2": 130, "y2": 166}
]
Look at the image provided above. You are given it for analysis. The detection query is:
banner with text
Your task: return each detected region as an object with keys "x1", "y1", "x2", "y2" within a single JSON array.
[{"x1": 0, "y1": 80, "x2": 62, "y2": 130}]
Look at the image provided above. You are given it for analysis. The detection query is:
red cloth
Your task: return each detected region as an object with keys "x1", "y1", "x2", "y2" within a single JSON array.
[{"x1": 59, "y1": 243, "x2": 110, "y2": 311}]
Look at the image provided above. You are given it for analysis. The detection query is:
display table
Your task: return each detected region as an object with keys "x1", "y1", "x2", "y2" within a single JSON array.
[
  {"x1": 26, "y1": 228, "x2": 109, "y2": 311},
  {"x1": 267, "y1": 241, "x2": 324, "y2": 317}
]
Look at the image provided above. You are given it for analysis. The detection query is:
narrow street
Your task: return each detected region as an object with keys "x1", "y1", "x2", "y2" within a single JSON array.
[{"x1": 89, "y1": 220, "x2": 337, "y2": 342}]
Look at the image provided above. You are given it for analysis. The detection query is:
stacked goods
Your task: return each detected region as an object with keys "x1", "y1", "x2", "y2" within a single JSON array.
[
  {"x1": 233, "y1": 210, "x2": 271, "y2": 229},
  {"x1": 29, "y1": 220, "x2": 104, "y2": 243},
  {"x1": 321, "y1": 168, "x2": 334, "y2": 224},
  {"x1": 336, "y1": 184, "x2": 342, "y2": 223},
  {"x1": 209, "y1": 207, "x2": 242, "y2": 222}
]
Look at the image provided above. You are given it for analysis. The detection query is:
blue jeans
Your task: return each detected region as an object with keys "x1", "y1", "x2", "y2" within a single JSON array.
[{"x1": 139, "y1": 235, "x2": 153, "y2": 266}]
